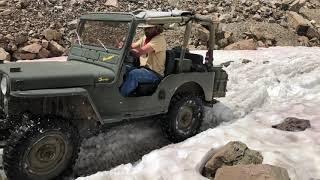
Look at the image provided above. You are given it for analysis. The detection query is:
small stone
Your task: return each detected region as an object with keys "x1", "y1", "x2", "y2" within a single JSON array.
[
  {"x1": 218, "y1": 38, "x2": 229, "y2": 48},
  {"x1": 242, "y1": 59, "x2": 252, "y2": 64},
  {"x1": 253, "y1": 14, "x2": 262, "y2": 21},
  {"x1": 219, "y1": 14, "x2": 233, "y2": 23},
  {"x1": 0, "y1": 0, "x2": 7, "y2": 6},
  {"x1": 201, "y1": 10, "x2": 208, "y2": 15},
  {"x1": 257, "y1": 41, "x2": 266, "y2": 47},
  {"x1": 298, "y1": 36, "x2": 310, "y2": 46},
  {"x1": 5, "y1": 34, "x2": 14, "y2": 41},
  {"x1": 0, "y1": 9, "x2": 11, "y2": 16}
]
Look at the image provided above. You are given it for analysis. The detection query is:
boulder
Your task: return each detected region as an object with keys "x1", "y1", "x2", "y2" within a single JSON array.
[
  {"x1": 219, "y1": 14, "x2": 232, "y2": 23},
  {"x1": 21, "y1": 43, "x2": 42, "y2": 53},
  {"x1": 214, "y1": 164, "x2": 290, "y2": 180},
  {"x1": 48, "y1": 41, "x2": 65, "y2": 56},
  {"x1": 13, "y1": 52, "x2": 36, "y2": 60},
  {"x1": 196, "y1": 26, "x2": 210, "y2": 44},
  {"x1": 203, "y1": 141, "x2": 263, "y2": 178},
  {"x1": 41, "y1": 39, "x2": 49, "y2": 48},
  {"x1": 224, "y1": 39, "x2": 258, "y2": 50},
  {"x1": 272, "y1": 117, "x2": 311, "y2": 131},
  {"x1": 298, "y1": 36, "x2": 310, "y2": 46},
  {"x1": 42, "y1": 29, "x2": 62, "y2": 41},
  {"x1": 0, "y1": 47, "x2": 10, "y2": 61},
  {"x1": 287, "y1": 11, "x2": 311, "y2": 36},
  {"x1": 288, "y1": 0, "x2": 306, "y2": 12},
  {"x1": 306, "y1": 26, "x2": 320, "y2": 39},
  {"x1": 253, "y1": 14, "x2": 262, "y2": 21},
  {"x1": 250, "y1": 27, "x2": 276, "y2": 42},
  {"x1": 14, "y1": 33, "x2": 28, "y2": 45},
  {"x1": 37, "y1": 48, "x2": 50, "y2": 58}
]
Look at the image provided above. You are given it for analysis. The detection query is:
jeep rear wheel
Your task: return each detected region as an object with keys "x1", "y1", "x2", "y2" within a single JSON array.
[
  {"x1": 3, "y1": 117, "x2": 80, "y2": 180},
  {"x1": 162, "y1": 94, "x2": 204, "y2": 143}
]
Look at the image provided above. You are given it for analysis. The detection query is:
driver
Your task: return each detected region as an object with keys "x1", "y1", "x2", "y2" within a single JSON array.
[{"x1": 120, "y1": 24, "x2": 166, "y2": 96}]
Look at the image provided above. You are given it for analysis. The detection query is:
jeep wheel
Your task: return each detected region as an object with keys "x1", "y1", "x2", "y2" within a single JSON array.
[
  {"x1": 3, "y1": 117, "x2": 80, "y2": 180},
  {"x1": 162, "y1": 94, "x2": 204, "y2": 143}
]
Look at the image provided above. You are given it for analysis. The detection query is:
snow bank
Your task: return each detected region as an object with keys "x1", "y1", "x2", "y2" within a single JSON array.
[{"x1": 78, "y1": 47, "x2": 320, "y2": 180}]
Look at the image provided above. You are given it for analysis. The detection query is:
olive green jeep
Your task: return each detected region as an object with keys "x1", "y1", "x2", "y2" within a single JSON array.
[{"x1": 0, "y1": 10, "x2": 228, "y2": 180}]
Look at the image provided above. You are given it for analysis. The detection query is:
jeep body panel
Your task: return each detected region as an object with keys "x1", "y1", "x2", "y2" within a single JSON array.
[
  {"x1": 89, "y1": 71, "x2": 214, "y2": 123},
  {"x1": 0, "y1": 61, "x2": 115, "y2": 91}
]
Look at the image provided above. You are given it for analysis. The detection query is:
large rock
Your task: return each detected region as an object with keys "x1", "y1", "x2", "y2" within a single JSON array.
[
  {"x1": 306, "y1": 26, "x2": 320, "y2": 39},
  {"x1": 281, "y1": 0, "x2": 306, "y2": 12},
  {"x1": 203, "y1": 141, "x2": 263, "y2": 178},
  {"x1": 0, "y1": 47, "x2": 10, "y2": 61},
  {"x1": 42, "y1": 29, "x2": 62, "y2": 41},
  {"x1": 250, "y1": 27, "x2": 276, "y2": 42},
  {"x1": 21, "y1": 43, "x2": 42, "y2": 53},
  {"x1": 272, "y1": 117, "x2": 311, "y2": 131},
  {"x1": 214, "y1": 164, "x2": 290, "y2": 180},
  {"x1": 196, "y1": 26, "x2": 210, "y2": 44},
  {"x1": 48, "y1": 41, "x2": 65, "y2": 56},
  {"x1": 14, "y1": 33, "x2": 28, "y2": 45},
  {"x1": 37, "y1": 48, "x2": 50, "y2": 58},
  {"x1": 13, "y1": 52, "x2": 36, "y2": 60},
  {"x1": 224, "y1": 39, "x2": 257, "y2": 50},
  {"x1": 287, "y1": 11, "x2": 311, "y2": 36}
]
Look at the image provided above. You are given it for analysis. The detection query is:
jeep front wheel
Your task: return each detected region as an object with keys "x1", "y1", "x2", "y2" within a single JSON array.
[
  {"x1": 162, "y1": 94, "x2": 204, "y2": 143},
  {"x1": 3, "y1": 117, "x2": 80, "y2": 180}
]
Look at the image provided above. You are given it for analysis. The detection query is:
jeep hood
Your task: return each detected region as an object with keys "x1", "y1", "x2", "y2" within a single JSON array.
[{"x1": 0, "y1": 60, "x2": 115, "y2": 91}]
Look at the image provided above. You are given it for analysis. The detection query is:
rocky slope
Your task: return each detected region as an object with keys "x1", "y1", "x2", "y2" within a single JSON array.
[{"x1": 0, "y1": 0, "x2": 320, "y2": 61}]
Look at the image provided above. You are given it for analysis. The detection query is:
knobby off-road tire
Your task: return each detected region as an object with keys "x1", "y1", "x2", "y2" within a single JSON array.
[
  {"x1": 3, "y1": 117, "x2": 80, "y2": 180},
  {"x1": 162, "y1": 94, "x2": 204, "y2": 143}
]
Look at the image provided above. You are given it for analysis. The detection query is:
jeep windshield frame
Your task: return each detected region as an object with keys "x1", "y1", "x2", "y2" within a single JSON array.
[{"x1": 68, "y1": 13, "x2": 137, "y2": 84}]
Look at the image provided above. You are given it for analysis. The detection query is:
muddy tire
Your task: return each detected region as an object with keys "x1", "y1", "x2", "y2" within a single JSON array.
[
  {"x1": 3, "y1": 117, "x2": 80, "y2": 180},
  {"x1": 162, "y1": 94, "x2": 204, "y2": 143}
]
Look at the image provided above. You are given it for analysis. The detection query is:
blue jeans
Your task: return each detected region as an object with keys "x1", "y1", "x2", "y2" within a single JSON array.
[{"x1": 120, "y1": 66, "x2": 160, "y2": 96}]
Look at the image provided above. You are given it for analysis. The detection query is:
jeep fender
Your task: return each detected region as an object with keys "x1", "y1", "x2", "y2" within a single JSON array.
[
  {"x1": 157, "y1": 72, "x2": 214, "y2": 110},
  {"x1": 10, "y1": 88, "x2": 102, "y2": 136}
]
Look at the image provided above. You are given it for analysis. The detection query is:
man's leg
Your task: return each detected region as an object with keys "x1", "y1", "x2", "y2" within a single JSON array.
[{"x1": 120, "y1": 68, "x2": 160, "y2": 96}]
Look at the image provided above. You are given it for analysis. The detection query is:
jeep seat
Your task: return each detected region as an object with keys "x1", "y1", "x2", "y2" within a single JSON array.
[{"x1": 132, "y1": 50, "x2": 176, "y2": 96}]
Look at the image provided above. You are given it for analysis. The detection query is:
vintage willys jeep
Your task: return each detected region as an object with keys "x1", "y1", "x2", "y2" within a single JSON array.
[{"x1": 0, "y1": 10, "x2": 228, "y2": 180}]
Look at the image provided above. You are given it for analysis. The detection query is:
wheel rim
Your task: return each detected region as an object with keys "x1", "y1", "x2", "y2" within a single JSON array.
[
  {"x1": 24, "y1": 133, "x2": 68, "y2": 176},
  {"x1": 177, "y1": 106, "x2": 194, "y2": 130}
]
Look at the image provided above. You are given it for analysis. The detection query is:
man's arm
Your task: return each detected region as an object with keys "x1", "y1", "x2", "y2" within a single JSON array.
[
  {"x1": 131, "y1": 42, "x2": 140, "y2": 49},
  {"x1": 131, "y1": 44, "x2": 155, "y2": 57}
]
